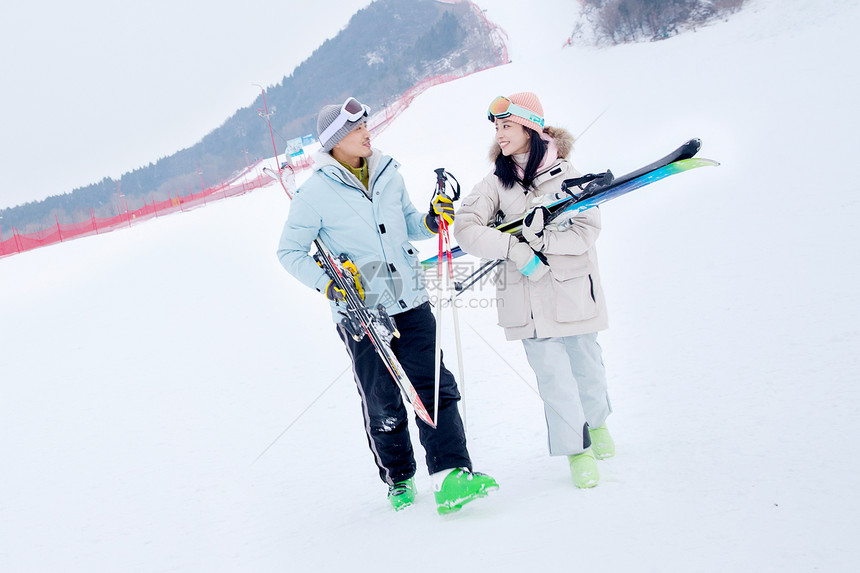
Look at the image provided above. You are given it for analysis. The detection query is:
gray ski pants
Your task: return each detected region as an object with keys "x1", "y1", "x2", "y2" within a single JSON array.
[{"x1": 522, "y1": 332, "x2": 612, "y2": 456}]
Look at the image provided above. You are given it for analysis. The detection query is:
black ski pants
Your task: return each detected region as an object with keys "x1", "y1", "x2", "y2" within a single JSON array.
[{"x1": 337, "y1": 301, "x2": 471, "y2": 485}]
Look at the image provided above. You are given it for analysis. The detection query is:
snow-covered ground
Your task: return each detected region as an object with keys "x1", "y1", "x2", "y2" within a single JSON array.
[{"x1": 2, "y1": 0, "x2": 859, "y2": 570}]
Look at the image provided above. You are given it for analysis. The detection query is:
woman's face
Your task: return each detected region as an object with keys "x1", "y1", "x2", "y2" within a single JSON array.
[{"x1": 494, "y1": 118, "x2": 531, "y2": 156}]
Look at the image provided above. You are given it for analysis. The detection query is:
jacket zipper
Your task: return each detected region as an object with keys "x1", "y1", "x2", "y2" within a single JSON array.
[{"x1": 369, "y1": 157, "x2": 393, "y2": 193}]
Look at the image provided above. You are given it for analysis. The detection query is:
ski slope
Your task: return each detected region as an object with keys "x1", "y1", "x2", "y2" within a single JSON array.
[{"x1": 2, "y1": 0, "x2": 859, "y2": 570}]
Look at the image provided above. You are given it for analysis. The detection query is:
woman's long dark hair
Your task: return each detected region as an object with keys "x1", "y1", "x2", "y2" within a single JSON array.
[{"x1": 494, "y1": 128, "x2": 548, "y2": 190}]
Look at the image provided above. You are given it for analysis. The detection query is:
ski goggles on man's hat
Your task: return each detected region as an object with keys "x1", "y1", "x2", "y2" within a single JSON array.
[
  {"x1": 319, "y1": 97, "x2": 370, "y2": 146},
  {"x1": 487, "y1": 96, "x2": 545, "y2": 127}
]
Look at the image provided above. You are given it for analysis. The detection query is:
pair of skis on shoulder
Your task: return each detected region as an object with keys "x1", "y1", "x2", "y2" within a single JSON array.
[{"x1": 421, "y1": 138, "x2": 719, "y2": 294}]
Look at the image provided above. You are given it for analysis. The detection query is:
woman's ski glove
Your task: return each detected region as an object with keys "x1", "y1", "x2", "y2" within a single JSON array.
[
  {"x1": 425, "y1": 193, "x2": 455, "y2": 233},
  {"x1": 522, "y1": 206, "x2": 550, "y2": 251},
  {"x1": 508, "y1": 240, "x2": 549, "y2": 282}
]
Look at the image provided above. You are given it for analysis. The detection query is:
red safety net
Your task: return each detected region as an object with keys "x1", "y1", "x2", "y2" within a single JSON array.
[
  {"x1": 1, "y1": 19, "x2": 509, "y2": 260},
  {"x1": 0, "y1": 157, "x2": 312, "y2": 258}
]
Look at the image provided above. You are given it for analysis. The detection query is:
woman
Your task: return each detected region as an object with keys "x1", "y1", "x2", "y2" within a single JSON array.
[{"x1": 453, "y1": 92, "x2": 615, "y2": 488}]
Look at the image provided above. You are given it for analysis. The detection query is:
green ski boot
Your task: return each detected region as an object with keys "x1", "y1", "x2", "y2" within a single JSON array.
[
  {"x1": 434, "y1": 468, "x2": 499, "y2": 515},
  {"x1": 589, "y1": 425, "x2": 615, "y2": 460},
  {"x1": 388, "y1": 477, "x2": 416, "y2": 511},
  {"x1": 568, "y1": 449, "x2": 599, "y2": 488}
]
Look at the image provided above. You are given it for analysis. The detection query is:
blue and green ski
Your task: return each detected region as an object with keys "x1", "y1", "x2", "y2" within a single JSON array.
[{"x1": 422, "y1": 138, "x2": 718, "y2": 275}]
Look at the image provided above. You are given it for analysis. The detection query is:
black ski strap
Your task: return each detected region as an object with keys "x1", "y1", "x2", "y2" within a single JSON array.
[
  {"x1": 433, "y1": 167, "x2": 461, "y2": 201},
  {"x1": 561, "y1": 171, "x2": 614, "y2": 200},
  {"x1": 493, "y1": 209, "x2": 506, "y2": 227},
  {"x1": 561, "y1": 172, "x2": 605, "y2": 194}
]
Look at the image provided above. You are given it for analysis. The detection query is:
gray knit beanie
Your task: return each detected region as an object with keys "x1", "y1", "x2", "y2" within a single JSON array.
[{"x1": 317, "y1": 100, "x2": 370, "y2": 152}]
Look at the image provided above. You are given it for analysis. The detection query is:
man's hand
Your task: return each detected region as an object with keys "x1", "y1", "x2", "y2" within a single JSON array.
[
  {"x1": 325, "y1": 280, "x2": 347, "y2": 302},
  {"x1": 430, "y1": 193, "x2": 455, "y2": 226}
]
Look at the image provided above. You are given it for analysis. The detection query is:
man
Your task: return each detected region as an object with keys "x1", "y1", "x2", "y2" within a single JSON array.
[{"x1": 277, "y1": 97, "x2": 497, "y2": 514}]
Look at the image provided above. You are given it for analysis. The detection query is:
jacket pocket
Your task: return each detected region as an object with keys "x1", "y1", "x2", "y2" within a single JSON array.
[
  {"x1": 496, "y1": 262, "x2": 530, "y2": 328},
  {"x1": 550, "y1": 266, "x2": 599, "y2": 323},
  {"x1": 401, "y1": 241, "x2": 419, "y2": 262}
]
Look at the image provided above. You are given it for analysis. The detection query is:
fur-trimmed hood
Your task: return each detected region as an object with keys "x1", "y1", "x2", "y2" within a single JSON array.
[{"x1": 488, "y1": 126, "x2": 575, "y2": 162}]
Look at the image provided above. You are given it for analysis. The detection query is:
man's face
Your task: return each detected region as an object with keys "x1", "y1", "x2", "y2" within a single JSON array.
[{"x1": 333, "y1": 122, "x2": 372, "y2": 166}]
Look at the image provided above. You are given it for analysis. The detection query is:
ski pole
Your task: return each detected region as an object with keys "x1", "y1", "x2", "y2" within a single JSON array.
[
  {"x1": 434, "y1": 209, "x2": 444, "y2": 427},
  {"x1": 431, "y1": 168, "x2": 464, "y2": 428},
  {"x1": 455, "y1": 258, "x2": 502, "y2": 296}
]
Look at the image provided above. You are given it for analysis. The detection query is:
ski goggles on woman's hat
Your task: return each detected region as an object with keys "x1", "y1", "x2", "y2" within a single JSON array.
[
  {"x1": 319, "y1": 97, "x2": 370, "y2": 146},
  {"x1": 487, "y1": 96, "x2": 545, "y2": 127}
]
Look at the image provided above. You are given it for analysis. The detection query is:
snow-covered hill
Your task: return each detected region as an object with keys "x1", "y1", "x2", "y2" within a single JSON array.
[{"x1": 2, "y1": 0, "x2": 858, "y2": 570}]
